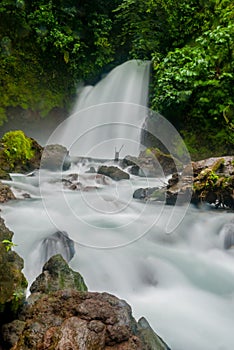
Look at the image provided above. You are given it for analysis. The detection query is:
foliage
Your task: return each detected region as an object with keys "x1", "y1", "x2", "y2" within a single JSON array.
[
  {"x1": 150, "y1": 18, "x2": 234, "y2": 158},
  {"x1": 2, "y1": 239, "x2": 17, "y2": 252},
  {"x1": 1, "y1": 130, "x2": 35, "y2": 168},
  {"x1": 114, "y1": 0, "x2": 216, "y2": 59},
  {"x1": 0, "y1": 0, "x2": 121, "y2": 124},
  {"x1": 0, "y1": 0, "x2": 234, "y2": 159}
]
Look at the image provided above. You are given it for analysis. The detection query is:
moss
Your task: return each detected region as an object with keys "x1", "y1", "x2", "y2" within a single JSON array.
[
  {"x1": 1, "y1": 130, "x2": 35, "y2": 170},
  {"x1": 211, "y1": 158, "x2": 225, "y2": 172}
]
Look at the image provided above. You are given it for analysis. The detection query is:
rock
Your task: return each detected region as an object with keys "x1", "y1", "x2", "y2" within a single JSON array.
[
  {"x1": 122, "y1": 149, "x2": 182, "y2": 177},
  {"x1": 133, "y1": 187, "x2": 161, "y2": 200},
  {"x1": 2, "y1": 255, "x2": 171, "y2": 350},
  {"x1": 0, "y1": 135, "x2": 42, "y2": 179},
  {"x1": 166, "y1": 174, "x2": 193, "y2": 205},
  {"x1": 219, "y1": 220, "x2": 234, "y2": 249},
  {"x1": 40, "y1": 144, "x2": 71, "y2": 171},
  {"x1": 0, "y1": 181, "x2": 16, "y2": 203},
  {"x1": 30, "y1": 254, "x2": 87, "y2": 294},
  {"x1": 189, "y1": 156, "x2": 234, "y2": 178},
  {"x1": 40, "y1": 231, "x2": 75, "y2": 264},
  {"x1": 132, "y1": 156, "x2": 234, "y2": 209},
  {"x1": 2, "y1": 320, "x2": 25, "y2": 349},
  {"x1": 138, "y1": 317, "x2": 171, "y2": 350},
  {"x1": 8, "y1": 290, "x2": 170, "y2": 350},
  {"x1": 192, "y1": 164, "x2": 234, "y2": 208},
  {"x1": 27, "y1": 137, "x2": 43, "y2": 171},
  {"x1": 0, "y1": 218, "x2": 27, "y2": 316},
  {"x1": 61, "y1": 173, "x2": 111, "y2": 191},
  {"x1": 85, "y1": 166, "x2": 96, "y2": 173},
  {"x1": 98, "y1": 166, "x2": 130, "y2": 181},
  {"x1": 133, "y1": 173, "x2": 193, "y2": 205}
]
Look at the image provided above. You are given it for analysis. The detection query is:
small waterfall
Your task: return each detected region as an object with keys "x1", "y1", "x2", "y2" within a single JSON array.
[
  {"x1": 48, "y1": 60, "x2": 151, "y2": 158},
  {"x1": 40, "y1": 231, "x2": 75, "y2": 265}
]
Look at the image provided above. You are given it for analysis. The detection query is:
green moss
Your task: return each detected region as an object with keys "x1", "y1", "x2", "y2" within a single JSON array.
[
  {"x1": 1, "y1": 130, "x2": 35, "y2": 169},
  {"x1": 211, "y1": 158, "x2": 225, "y2": 172}
]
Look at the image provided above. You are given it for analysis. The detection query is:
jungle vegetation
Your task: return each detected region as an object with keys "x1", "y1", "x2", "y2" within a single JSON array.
[{"x1": 0, "y1": 0, "x2": 233, "y2": 159}]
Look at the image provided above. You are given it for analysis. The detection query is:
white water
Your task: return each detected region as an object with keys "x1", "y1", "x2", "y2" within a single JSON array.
[
  {"x1": 2, "y1": 162, "x2": 234, "y2": 350},
  {"x1": 1, "y1": 60, "x2": 234, "y2": 350},
  {"x1": 47, "y1": 60, "x2": 151, "y2": 158}
]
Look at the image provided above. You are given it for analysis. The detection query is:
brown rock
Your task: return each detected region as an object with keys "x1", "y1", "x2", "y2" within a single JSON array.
[{"x1": 0, "y1": 181, "x2": 15, "y2": 203}]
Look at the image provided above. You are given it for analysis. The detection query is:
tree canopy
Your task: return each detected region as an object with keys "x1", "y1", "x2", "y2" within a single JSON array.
[{"x1": 0, "y1": 0, "x2": 233, "y2": 158}]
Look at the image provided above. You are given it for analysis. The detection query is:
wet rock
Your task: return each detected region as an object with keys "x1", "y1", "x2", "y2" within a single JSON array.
[
  {"x1": 138, "y1": 317, "x2": 171, "y2": 350},
  {"x1": 62, "y1": 173, "x2": 111, "y2": 191},
  {"x1": 3, "y1": 256, "x2": 171, "y2": 350},
  {"x1": 220, "y1": 220, "x2": 234, "y2": 249},
  {"x1": 133, "y1": 156, "x2": 234, "y2": 209},
  {"x1": 40, "y1": 231, "x2": 75, "y2": 264},
  {"x1": 133, "y1": 187, "x2": 161, "y2": 200},
  {"x1": 166, "y1": 174, "x2": 193, "y2": 205},
  {"x1": 192, "y1": 165, "x2": 234, "y2": 209},
  {"x1": 0, "y1": 218, "x2": 27, "y2": 316},
  {"x1": 86, "y1": 166, "x2": 96, "y2": 173},
  {"x1": 0, "y1": 181, "x2": 15, "y2": 203},
  {"x1": 98, "y1": 166, "x2": 130, "y2": 181},
  {"x1": 122, "y1": 149, "x2": 182, "y2": 177},
  {"x1": 40, "y1": 144, "x2": 71, "y2": 171},
  {"x1": 0, "y1": 135, "x2": 42, "y2": 179},
  {"x1": 9, "y1": 289, "x2": 169, "y2": 350},
  {"x1": 30, "y1": 254, "x2": 87, "y2": 294}
]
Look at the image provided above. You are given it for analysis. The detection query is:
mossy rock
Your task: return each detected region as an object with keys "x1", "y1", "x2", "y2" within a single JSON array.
[
  {"x1": 0, "y1": 218, "x2": 27, "y2": 315},
  {"x1": 0, "y1": 131, "x2": 43, "y2": 178},
  {"x1": 30, "y1": 254, "x2": 88, "y2": 295}
]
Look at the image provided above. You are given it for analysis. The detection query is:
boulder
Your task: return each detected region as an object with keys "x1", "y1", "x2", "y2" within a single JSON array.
[
  {"x1": 0, "y1": 135, "x2": 42, "y2": 179},
  {"x1": 30, "y1": 254, "x2": 87, "y2": 294},
  {"x1": 40, "y1": 144, "x2": 71, "y2": 171},
  {"x1": 122, "y1": 149, "x2": 182, "y2": 177},
  {"x1": 2, "y1": 255, "x2": 171, "y2": 350},
  {"x1": 0, "y1": 182, "x2": 16, "y2": 203},
  {"x1": 98, "y1": 166, "x2": 130, "y2": 181}
]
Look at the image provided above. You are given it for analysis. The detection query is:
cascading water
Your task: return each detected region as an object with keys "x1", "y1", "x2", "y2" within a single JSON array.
[
  {"x1": 48, "y1": 60, "x2": 151, "y2": 158},
  {"x1": 1, "y1": 60, "x2": 234, "y2": 350}
]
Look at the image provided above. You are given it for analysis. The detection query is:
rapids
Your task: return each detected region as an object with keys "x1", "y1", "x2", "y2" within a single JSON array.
[{"x1": 2, "y1": 161, "x2": 234, "y2": 350}]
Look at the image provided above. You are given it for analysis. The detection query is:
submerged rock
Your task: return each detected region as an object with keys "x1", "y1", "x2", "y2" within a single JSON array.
[
  {"x1": 220, "y1": 220, "x2": 234, "y2": 249},
  {"x1": 98, "y1": 165, "x2": 130, "y2": 181},
  {"x1": 40, "y1": 231, "x2": 75, "y2": 264}
]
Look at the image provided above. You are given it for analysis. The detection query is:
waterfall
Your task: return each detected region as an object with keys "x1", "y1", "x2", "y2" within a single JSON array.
[
  {"x1": 1, "y1": 60, "x2": 234, "y2": 350},
  {"x1": 48, "y1": 60, "x2": 151, "y2": 158}
]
